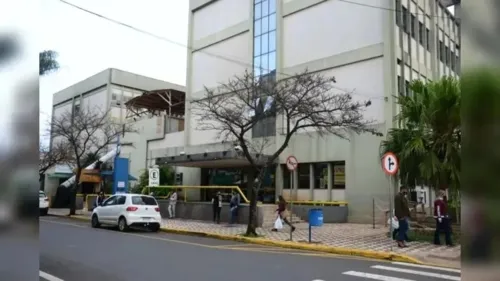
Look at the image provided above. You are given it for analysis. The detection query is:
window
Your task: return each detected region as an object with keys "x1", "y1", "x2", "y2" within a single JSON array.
[
  {"x1": 103, "y1": 196, "x2": 117, "y2": 206},
  {"x1": 282, "y1": 164, "x2": 291, "y2": 189},
  {"x1": 313, "y1": 163, "x2": 328, "y2": 189},
  {"x1": 73, "y1": 104, "x2": 80, "y2": 116},
  {"x1": 112, "y1": 93, "x2": 117, "y2": 101},
  {"x1": 297, "y1": 164, "x2": 310, "y2": 189},
  {"x1": 405, "y1": 80, "x2": 411, "y2": 96},
  {"x1": 450, "y1": 51, "x2": 455, "y2": 71},
  {"x1": 418, "y1": 22, "x2": 424, "y2": 44},
  {"x1": 411, "y1": 14, "x2": 416, "y2": 38},
  {"x1": 397, "y1": 76, "x2": 403, "y2": 95},
  {"x1": 131, "y1": 196, "x2": 158, "y2": 205},
  {"x1": 445, "y1": 45, "x2": 449, "y2": 65},
  {"x1": 116, "y1": 196, "x2": 126, "y2": 205},
  {"x1": 439, "y1": 41, "x2": 444, "y2": 62},
  {"x1": 402, "y1": 7, "x2": 409, "y2": 33},
  {"x1": 332, "y1": 162, "x2": 345, "y2": 189},
  {"x1": 426, "y1": 28, "x2": 430, "y2": 50},
  {"x1": 253, "y1": 0, "x2": 276, "y2": 77},
  {"x1": 395, "y1": 0, "x2": 402, "y2": 27}
]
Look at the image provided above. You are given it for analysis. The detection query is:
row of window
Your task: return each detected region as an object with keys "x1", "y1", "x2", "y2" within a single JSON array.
[
  {"x1": 438, "y1": 41, "x2": 460, "y2": 72},
  {"x1": 253, "y1": 0, "x2": 277, "y2": 77},
  {"x1": 282, "y1": 162, "x2": 346, "y2": 190}
]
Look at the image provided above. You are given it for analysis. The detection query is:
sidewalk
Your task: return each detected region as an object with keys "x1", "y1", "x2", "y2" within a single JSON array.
[{"x1": 47, "y1": 209, "x2": 460, "y2": 268}]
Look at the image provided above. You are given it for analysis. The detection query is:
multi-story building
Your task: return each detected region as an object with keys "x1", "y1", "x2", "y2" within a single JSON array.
[
  {"x1": 44, "y1": 68, "x2": 185, "y2": 197},
  {"x1": 151, "y1": 0, "x2": 460, "y2": 222}
]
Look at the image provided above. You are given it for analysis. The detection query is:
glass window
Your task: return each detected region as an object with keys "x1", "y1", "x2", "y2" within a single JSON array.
[
  {"x1": 426, "y1": 28, "x2": 430, "y2": 50},
  {"x1": 269, "y1": 31, "x2": 276, "y2": 51},
  {"x1": 261, "y1": 53, "x2": 269, "y2": 75},
  {"x1": 332, "y1": 162, "x2": 346, "y2": 189},
  {"x1": 402, "y1": 7, "x2": 408, "y2": 33},
  {"x1": 261, "y1": 33, "x2": 269, "y2": 53},
  {"x1": 282, "y1": 164, "x2": 291, "y2": 190},
  {"x1": 411, "y1": 14, "x2": 416, "y2": 38},
  {"x1": 117, "y1": 196, "x2": 126, "y2": 205},
  {"x1": 254, "y1": 36, "x2": 261, "y2": 55},
  {"x1": 314, "y1": 163, "x2": 328, "y2": 189},
  {"x1": 262, "y1": 17, "x2": 269, "y2": 33},
  {"x1": 132, "y1": 196, "x2": 158, "y2": 205},
  {"x1": 268, "y1": 51, "x2": 276, "y2": 72},
  {"x1": 269, "y1": 0, "x2": 276, "y2": 14},
  {"x1": 269, "y1": 13, "x2": 276, "y2": 31},
  {"x1": 262, "y1": 0, "x2": 269, "y2": 16},
  {"x1": 254, "y1": 19, "x2": 262, "y2": 36},
  {"x1": 419, "y1": 22, "x2": 424, "y2": 44},
  {"x1": 254, "y1": 3, "x2": 261, "y2": 19},
  {"x1": 298, "y1": 164, "x2": 310, "y2": 189},
  {"x1": 103, "y1": 196, "x2": 117, "y2": 206}
]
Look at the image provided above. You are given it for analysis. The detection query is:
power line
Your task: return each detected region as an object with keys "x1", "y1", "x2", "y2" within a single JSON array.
[{"x1": 60, "y1": 0, "x2": 427, "y2": 100}]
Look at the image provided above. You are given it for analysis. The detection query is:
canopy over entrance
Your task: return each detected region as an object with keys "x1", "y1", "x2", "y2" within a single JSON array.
[
  {"x1": 125, "y1": 88, "x2": 185, "y2": 119},
  {"x1": 156, "y1": 150, "x2": 274, "y2": 168}
]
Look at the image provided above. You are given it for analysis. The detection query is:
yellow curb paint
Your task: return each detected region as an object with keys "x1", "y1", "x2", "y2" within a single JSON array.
[{"x1": 51, "y1": 214, "x2": 425, "y2": 265}]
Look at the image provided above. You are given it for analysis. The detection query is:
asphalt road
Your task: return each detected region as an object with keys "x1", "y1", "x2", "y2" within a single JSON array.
[{"x1": 40, "y1": 216, "x2": 461, "y2": 281}]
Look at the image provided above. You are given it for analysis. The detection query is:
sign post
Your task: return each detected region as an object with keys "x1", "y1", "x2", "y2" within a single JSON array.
[
  {"x1": 286, "y1": 155, "x2": 298, "y2": 241},
  {"x1": 381, "y1": 152, "x2": 399, "y2": 247},
  {"x1": 148, "y1": 167, "x2": 160, "y2": 194}
]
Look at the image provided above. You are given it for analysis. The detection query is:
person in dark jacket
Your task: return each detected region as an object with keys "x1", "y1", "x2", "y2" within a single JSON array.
[
  {"x1": 211, "y1": 191, "x2": 223, "y2": 224},
  {"x1": 434, "y1": 190, "x2": 453, "y2": 246},
  {"x1": 229, "y1": 191, "x2": 240, "y2": 224},
  {"x1": 394, "y1": 186, "x2": 411, "y2": 248},
  {"x1": 271, "y1": 195, "x2": 296, "y2": 232},
  {"x1": 94, "y1": 191, "x2": 105, "y2": 208}
]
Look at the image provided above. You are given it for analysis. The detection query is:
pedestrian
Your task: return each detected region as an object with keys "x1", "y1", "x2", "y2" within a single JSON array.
[
  {"x1": 271, "y1": 195, "x2": 296, "y2": 232},
  {"x1": 94, "y1": 191, "x2": 105, "y2": 209},
  {"x1": 434, "y1": 190, "x2": 453, "y2": 246},
  {"x1": 168, "y1": 189, "x2": 178, "y2": 219},
  {"x1": 417, "y1": 186, "x2": 426, "y2": 214},
  {"x1": 229, "y1": 191, "x2": 240, "y2": 224},
  {"x1": 394, "y1": 186, "x2": 411, "y2": 248},
  {"x1": 211, "y1": 191, "x2": 223, "y2": 224}
]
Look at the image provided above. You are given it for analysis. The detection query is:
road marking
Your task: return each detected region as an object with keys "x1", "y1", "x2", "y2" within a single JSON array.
[
  {"x1": 40, "y1": 270, "x2": 65, "y2": 281},
  {"x1": 391, "y1": 262, "x2": 461, "y2": 273},
  {"x1": 343, "y1": 271, "x2": 415, "y2": 281},
  {"x1": 371, "y1": 265, "x2": 461, "y2": 280}
]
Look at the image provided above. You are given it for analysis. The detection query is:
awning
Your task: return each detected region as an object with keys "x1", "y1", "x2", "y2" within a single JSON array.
[
  {"x1": 100, "y1": 170, "x2": 138, "y2": 181},
  {"x1": 156, "y1": 150, "x2": 274, "y2": 168},
  {"x1": 47, "y1": 173, "x2": 72, "y2": 179}
]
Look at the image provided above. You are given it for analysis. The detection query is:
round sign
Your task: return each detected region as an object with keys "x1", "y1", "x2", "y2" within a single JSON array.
[
  {"x1": 149, "y1": 169, "x2": 159, "y2": 179},
  {"x1": 286, "y1": 156, "x2": 298, "y2": 171},
  {"x1": 381, "y1": 152, "x2": 399, "y2": 175}
]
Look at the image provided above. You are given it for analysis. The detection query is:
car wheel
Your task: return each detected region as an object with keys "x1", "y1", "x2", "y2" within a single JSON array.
[
  {"x1": 118, "y1": 217, "x2": 129, "y2": 232},
  {"x1": 91, "y1": 214, "x2": 100, "y2": 228},
  {"x1": 150, "y1": 224, "x2": 160, "y2": 232}
]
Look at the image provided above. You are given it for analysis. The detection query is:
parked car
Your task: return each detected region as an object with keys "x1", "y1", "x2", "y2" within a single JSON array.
[
  {"x1": 39, "y1": 190, "x2": 49, "y2": 216},
  {"x1": 91, "y1": 193, "x2": 161, "y2": 232}
]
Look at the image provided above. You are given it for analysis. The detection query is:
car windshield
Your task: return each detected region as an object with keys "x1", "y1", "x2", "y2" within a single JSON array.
[
  {"x1": 131, "y1": 196, "x2": 157, "y2": 206},
  {"x1": 39, "y1": 191, "x2": 46, "y2": 198}
]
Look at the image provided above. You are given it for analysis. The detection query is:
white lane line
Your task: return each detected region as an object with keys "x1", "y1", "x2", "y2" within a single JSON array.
[
  {"x1": 391, "y1": 262, "x2": 461, "y2": 273},
  {"x1": 371, "y1": 265, "x2": 461, "y2": 280},
  {"x1": 39, "y1": 270, "x2": 65, "y2": 281},
  {"x1": 343, "y1": 271, "x2": 415, "y2": 281}
]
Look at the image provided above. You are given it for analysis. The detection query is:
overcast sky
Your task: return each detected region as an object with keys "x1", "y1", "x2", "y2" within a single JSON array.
[{"x1": 39, "y1": 0, "x2": 188, "y2": 140}]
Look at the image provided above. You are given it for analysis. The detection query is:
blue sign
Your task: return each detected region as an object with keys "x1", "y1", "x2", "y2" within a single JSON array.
[
  {"x1": 308, "y1": 209, "x2": 324, "y2": 227},
  {"x1": 113, "y1": 157, "x2": 129, "y2": 194}
]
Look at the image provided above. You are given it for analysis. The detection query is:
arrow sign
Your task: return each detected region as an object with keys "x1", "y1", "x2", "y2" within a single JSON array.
[{"x1": 381, "y1": 152, "x2": 399, "y2": 176}]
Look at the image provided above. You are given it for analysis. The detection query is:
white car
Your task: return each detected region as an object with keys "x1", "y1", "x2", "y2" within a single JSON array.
[
  {"x1": 39, "y1": 190, "x2": 49, "y2": 216},
  {"x1": 91, "y1": 193, "x2": 162, "y2": 232}
]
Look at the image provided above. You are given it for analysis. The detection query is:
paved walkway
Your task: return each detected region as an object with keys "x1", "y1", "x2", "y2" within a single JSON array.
[{"x1": 48, "y1": 209, "x2": 460, "y2": 267}]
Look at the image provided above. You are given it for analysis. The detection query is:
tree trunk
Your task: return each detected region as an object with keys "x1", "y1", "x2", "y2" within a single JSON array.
[
  {"x1": 245, "y1": 166, "x2": 267, "y2": 237},
  {"x1": 69, "y1": 169, "x2": 81, "y2": 216}
]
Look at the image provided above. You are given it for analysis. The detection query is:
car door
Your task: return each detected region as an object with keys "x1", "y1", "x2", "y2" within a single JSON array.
[
  {"x1": 99, "y1": 196, "x2": 117, "y2": 223},
  {"x1": 109, "y1": 195, "x2": 127, "y2": 223}
]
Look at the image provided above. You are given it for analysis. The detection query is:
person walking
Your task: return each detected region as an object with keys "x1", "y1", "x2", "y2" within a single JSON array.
[
  {"x1": 93, "y1": 191, "x2": 105, "y2": 209},
  {"x1": 229, "y1": 191, "x2": 240, "y2": 224},
  {"x1": 211, "y1": 191, "x2": 223, "y2": 224},
  {"x1": 271, "y1": 195, "x2": 296, "y2": 232},
  {"x1": 168, "y1": 189, "x2": 178, "y2": 219},
  {"x1": 394, "y1": 186, "x2": 411, "y2": 248},
  {"x1": 434, "y1": 190, "x2": 453, "y2": 246}
]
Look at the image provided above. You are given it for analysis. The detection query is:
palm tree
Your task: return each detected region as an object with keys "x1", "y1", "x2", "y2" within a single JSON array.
[
  {"x1": 39, "y1": 50, "x2": 59, "y2": 75},
  {"x1": 381, "y1": 76, "x2": 461, "y2": 193}
]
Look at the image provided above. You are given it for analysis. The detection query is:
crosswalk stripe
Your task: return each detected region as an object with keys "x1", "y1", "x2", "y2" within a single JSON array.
[
  {"x1": 343, "y1": 271, "x2": 415, "y2": 281},
  {"x1": 391, "y1": 262, "x2": 461, "y2": 273},
  {"x1": 39, "y1": 271, "x2": 65, "y2": 281},
  {"x1": 371, "y1": 265, "x2": 460, "y2": 280}
]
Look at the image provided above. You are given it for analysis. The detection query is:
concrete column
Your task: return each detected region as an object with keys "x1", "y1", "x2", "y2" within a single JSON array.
[
  {"x1": 309, "y1": 164, "x2": 314, "y2": 200},
  {"x1": 327, "y1": 163, "x2": 333, "y2": 201}
]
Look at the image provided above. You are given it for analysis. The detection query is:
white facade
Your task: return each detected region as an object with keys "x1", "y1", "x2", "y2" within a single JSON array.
[
  {"x1": 165, "y1": 0, "x2": 460, "y2": 222},
  {"x1": 46, "y1": 68, "x2": 185, "y2": 198}
]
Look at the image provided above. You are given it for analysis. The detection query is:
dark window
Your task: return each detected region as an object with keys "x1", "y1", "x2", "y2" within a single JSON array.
[
  {"x1": 445, "y1": 45, "x2": 449, "y2": 65},
  {"x1": 103, "y1": 196, "x2": 117, "y2": 206},
  {"x1": 455, "y1": 55, "x2": 460, "y2": 72},
  {"x1": 426, "y1": 28, "x2": 430, "y2": 50},
  {"x1": 402, "y1": 7, "x2": 409, "y2": 33},
  {"x1": 313, "y1": 163, "x2": 328, "y2": 189},
  {"x1": 131, "y1": 196, "x2": 158, "y2": 205},
  {"x1": 117, "y1": 196, "x2": 126, "y2": 205},
  {"x1": 397, "y1": 76, "x2": 403, "y2": 95},
  {"x1": 411, "y1": 14, "x2": 416, "y2": 38},
  {"x1": 282, "y1": 164, "x2": 291, "y2": 190},
  {"x1": 74, "y1": 104, "x2": 80, "y2": 116},
  {"x1": 418, "y1": 22, "x2": 424, "y2": 44},
  {"x1": 439, "y1": 41, "x2": 444, "y2": 62},
  {"x1": 395, "y1": 0, "x2": 402, "y2": 27},
  {"x1": 405, "y1": 80, "x2": 411, "y2": 96},
  {"x1": 450, "y1": 51, "x2": 455, "y2": 71},
  {"x1": 332, "y1": 162, "x2": 345, "y2": 189},
  {"x1": 297, "y1": 164, "x2": 310, "y2": 189}
]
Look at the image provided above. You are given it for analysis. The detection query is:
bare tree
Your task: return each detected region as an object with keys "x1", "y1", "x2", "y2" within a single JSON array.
[
  {"x1": 39, "y1": 141, "x2": 71, "y2": 178},
  {"x1": 49, "y1": 106, "x2": 135, "y2": 215},
  {"x1": 192, "y1": 69, "x2": 382, "y2": 236}
]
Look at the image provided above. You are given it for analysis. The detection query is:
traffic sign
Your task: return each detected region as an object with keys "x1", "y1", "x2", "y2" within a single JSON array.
[
  {"x1": 286, "y1": 156, "x2": 298, "y2": 171},
  {"x1": 148, "y1": 168, "x2": 160, "y2": 187},
  {"x1": 381, "y1": 152, "x2": 399, "y2": 176}
]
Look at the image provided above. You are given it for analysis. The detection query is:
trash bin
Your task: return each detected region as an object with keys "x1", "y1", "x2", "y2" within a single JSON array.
[{"x1": 308, "y1": 208, "x2": 324, "y2": 227}]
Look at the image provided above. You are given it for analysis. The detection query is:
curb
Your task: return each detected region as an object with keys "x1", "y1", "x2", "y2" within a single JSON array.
[{"x1": 49, "y1": 213, "x2": 422, "y2": 264}]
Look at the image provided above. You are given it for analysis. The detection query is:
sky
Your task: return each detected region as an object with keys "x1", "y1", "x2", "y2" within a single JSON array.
[{"x1": 39, "y1": 0, "x2": 189, "y2": 140}]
